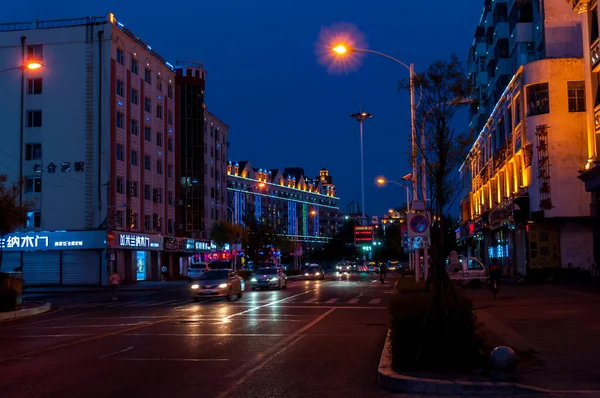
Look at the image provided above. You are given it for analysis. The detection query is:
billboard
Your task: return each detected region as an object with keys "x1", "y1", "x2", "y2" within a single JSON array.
[{"x1": 354, "y1": 226, "x2": 374, "y2": 245}]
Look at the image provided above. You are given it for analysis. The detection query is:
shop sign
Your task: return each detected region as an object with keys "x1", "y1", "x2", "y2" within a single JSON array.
[
  {"x1": 185, "y1": 239, "x2": 195, "y2": 251},
  {"x1": 195, "y1": 240, "x2": 211, "y2": 252},
  {"x1": 112, "y1": 232, "x2": 162, "y2": 250},
  {"x1": 0, "y1": 231, "x2": 106, "y2": 251},
  {"x1": 164, "y1": 237, "x2": 188, "y2": 251}
]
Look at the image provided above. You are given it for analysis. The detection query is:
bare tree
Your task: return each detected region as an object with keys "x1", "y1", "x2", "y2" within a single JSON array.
[
  {"x1": 400, "y1": 54, "x2": 475, "y2": 303},
  {"x1": 0, "y1": 175, "x2": 34, "y2": 269}
]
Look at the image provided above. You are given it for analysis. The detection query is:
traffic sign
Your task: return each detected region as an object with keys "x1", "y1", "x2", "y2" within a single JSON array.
[{"x1": 407, "y1": 213, "x2": 430, "y2": 238}]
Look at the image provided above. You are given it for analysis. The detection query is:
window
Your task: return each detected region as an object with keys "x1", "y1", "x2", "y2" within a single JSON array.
[
  {"x1": 514, "y1": 95, "x2": 522, "y2": 125},
  {"x1": 131, "y1": 150, "x2": 138, "y2": 166},
  {"x1": 567, "y1": 81, "x2": 586, "y2": 112},
  {"x1": 211, "y1": 147, "x2": 214, "y2": 158},
  {"x1": 211, "y1": 187, "x2": 215, "y2": 198},
  {"x1": 591, "y1": 7, "x2": 599, "y2": 44},
  {"x1": 144, "y1": 126, "x2": 151, "y2": 142},
  {"x1": 26, "y1": 211, "x2": 41, "y2": 228},
  {"x1": 144, "y1": 68, "x2": 152, "y2": 84},
  {"x1": 27, "y1": 45, "x2": 43, "y2": 61},
  {"x1": 26, "y1": 110, "x2": 42, "y2": 127},
  {"x1": 211, "y1": 166, "x2": 214, "y2": 178},
  {"x1": 144, "y1": 155, "x2": 152, "y2": 171},
  {"x1": 157, "y1": 133, "x2": 163, "y2": 147},
  {"x1": 168, "y1": 219, "x2": 174, "y2": 234},
  {"x1": 116, "y1": 176, "x2": 124, "y2": 194},
  {"x1": 131, "y1": 88, "x2": 139, "y2": 105},
  {"x1": 153, "y1": 188, "x2": 163, "y2": 203},
  {"x1": 144, "y1": 215, "x2": 152, "y2": 231},
  {"x1": 28, "y1": 78, "x2": 42, "y2": 94},
  {"x1": 26, "y1": 177, "x2": 42, "y2": 193},
  {"x1": 144, "y1": 97, "x2": 151, "y2": 113},
  {"x1": 156, "y1": 104, "x2": 163, "y2": 119},
  {"x1": 144, "y1": 184, "x2": 151, "y2": 201},
  {"x1": 157, "y1": 77, "x2": 162, "y2": 91},
  {"x1": 116, "y1": 143, "x2": 125, "y2": 161},
  {"x1": 157, "y1": 160, "x2": 163, "y2": 175},
  {"x1": 25, "y1": 143, "x2": 42, "y2": 160},
  {"x1": 167, "y1": 164, "x2": 173, "y2": 178},
  {"x1": 526, "y1": 83, "x2": 550, "y2": 116},
  {"x1": 131, "y1": 58, "x2": 139, "y2": 75},
  {"x1": 131, "y1": 119, "x2": 139, "y2": 136},
  {"x1": 129, "y1": 212, "x2": 138, "y2": 229},
  {"x1": 116, "y1": 79, "x2": 124, "y2": 97},
  {"x1": 167, "y1": 84, "x2": 173, "y2": 99},
  {"x1": 115, "y1": 210, "x2": 124, "y2": 227},
  {"x1": 168, "y1": 191, "x2": 173, "y2": 205},
  {"x1": 153, "y1": 214, "x2": 162, "y2": 230},
  {"x1": 116, "y1": 111, "x2": 125, "y2": 128},
  {"x1": 167, "y1": 110, "x2": 173, "y2": 125},
  {"x1": 129, "y1": 181, "x2": 139, "y2": 197},
  {"x1": 167, "y1": 137, "x2": 173, "y2": 152},
  {"x1": 116, "y1": 48, "x2": 125, "y2": 65}
]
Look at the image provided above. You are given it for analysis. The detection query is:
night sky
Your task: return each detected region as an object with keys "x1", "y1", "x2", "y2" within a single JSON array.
[{"x1": 4, "y1": 1, "x2": 482, "y2": 216}]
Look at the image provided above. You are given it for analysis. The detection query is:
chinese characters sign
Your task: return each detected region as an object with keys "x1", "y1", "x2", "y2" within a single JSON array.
[
  {"x1": 111, "y1": 232, "x2": 162, "y2": 250},
  {"x1": 354, "y1": 226, "x2": 374, "y2": 244},
  {"x1": 0, "y1": 231, "x2": 106, "y2": 251}
]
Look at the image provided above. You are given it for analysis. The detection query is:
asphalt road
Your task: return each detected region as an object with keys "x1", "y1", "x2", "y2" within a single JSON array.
[{"x1": 0, "y1": 272, "x2": 400, "y2": 398}]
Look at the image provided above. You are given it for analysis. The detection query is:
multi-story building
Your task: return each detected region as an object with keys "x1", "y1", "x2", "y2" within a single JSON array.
[
  {"x1": 467, "y1": 0, "x2": 583, "y2": 133},
  {"x1": 227, "y1": 163, "x2": 339, "y2": 254},
  {"x1": 0, "y1": 14, "x2": 198, "y2": 285},
  {"x1": 566, "y1": 0, "x2": 600, "y2": 266},
  {"x1": 458, "y1": 58, "x2": 594, "y2": 276},
  {"x1": 204, "y1": 110, "x2": 229, "y2": 230}
]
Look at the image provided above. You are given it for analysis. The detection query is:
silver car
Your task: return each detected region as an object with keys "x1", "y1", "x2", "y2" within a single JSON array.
[
  {"x1": 190, "y1": 269, "x2": 244, "y2": 301},
  {"x1": 188, "y1": 262, "x2": 208, "y2": 281},
  {"x1": 251, "y1": 267, "x2": 287, "y2": 290}
]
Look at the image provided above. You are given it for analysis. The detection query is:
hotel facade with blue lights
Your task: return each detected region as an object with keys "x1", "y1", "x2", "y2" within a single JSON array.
[{"x1": 227, "y1": 162, "x2": 340, "y2": 252}]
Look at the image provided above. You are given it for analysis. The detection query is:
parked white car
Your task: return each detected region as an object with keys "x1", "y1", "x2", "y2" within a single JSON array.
[{"x1": 447, "y1": 257, "x2": 487, "y2": 288}]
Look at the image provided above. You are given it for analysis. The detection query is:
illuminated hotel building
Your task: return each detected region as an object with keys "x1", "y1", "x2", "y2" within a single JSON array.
[
  {"x1": 226, "y1": 162, "x2": 340, "y2": 249},
  {"x1": 458, "y1": 59, "x2": 594, "y2": 276}
]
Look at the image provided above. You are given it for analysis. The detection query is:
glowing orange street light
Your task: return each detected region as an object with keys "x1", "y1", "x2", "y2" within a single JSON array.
[
  {"x1": 258, "y1": 182, "x2": 266, "y2": 188},
  {"x1": 310, "y1": 210, "x2": 316, "y2": 216},
  {"x1": 26, "y1": 61, "x2": 42, "y2": 70},
  {"x1": 332, "y1": 44, "x2": 348, "y2": 55},
  {"x1": 376, "y1": 177, "x2": 387, "y2": 185}
]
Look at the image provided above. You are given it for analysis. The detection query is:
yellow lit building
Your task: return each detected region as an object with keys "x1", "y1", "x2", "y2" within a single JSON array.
[{"x1": 459, "y1": 58, "x2": 594, "y2": 276}]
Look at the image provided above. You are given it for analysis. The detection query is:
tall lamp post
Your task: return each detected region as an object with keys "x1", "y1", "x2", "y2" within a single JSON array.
[
  {"x1": 333, "y1": 45, "x2": 417, "y2": 206},
  {"x1": 350, "y1": 108, "x2": 372, "y2": 224},
  {"x1": 1, "y1": 54, "x2": 43, "y2": 215}
]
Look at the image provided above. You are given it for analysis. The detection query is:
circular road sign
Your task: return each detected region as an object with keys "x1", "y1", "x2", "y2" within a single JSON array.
[{"x1": 409, "y1": 214, "x2": 429, "y2": 234}]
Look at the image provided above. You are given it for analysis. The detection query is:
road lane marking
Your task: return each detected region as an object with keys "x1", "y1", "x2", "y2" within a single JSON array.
[
  {"x1": 126, "y1": 301, "x2": 161, "y2": 307},
  {"x1": 369, "y1": 298, "x2": 381, "y2": 304},
  {"x1": 302, "y1": 298, "x2": 316, "y2": 304},
  {"x1": 270, "y1": 305, "x2": 387, "y2": 310},
  {"x1": 98, "y1": 346, "x2": 134, "y2": 360},
  {"x1": 117, "y1": 358, "x2": 229, "y2": 362},
  {"x1": 18, "y1": 322, "x2": 152, "y2": 329},
  {"x1": 0, "y1": 289, "x2": 316, "y2": 363},
  {"x1": 225, "y1": 307, "x2": 336, "y2": 380},
  {"x1": 324, "y1": 298, "x2": 338, "y2": 304},
  {"x1": 347, "y1": 298, "x2": 360, "y2": 304}
]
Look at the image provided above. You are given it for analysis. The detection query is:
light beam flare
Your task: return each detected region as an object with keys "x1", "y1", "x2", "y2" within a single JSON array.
[{"x1": 315, "y1": 22, "x2": 367, "y2": 75}]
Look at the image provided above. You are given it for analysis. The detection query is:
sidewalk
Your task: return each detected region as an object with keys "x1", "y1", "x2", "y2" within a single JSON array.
[
  {"x1": 465, "y1": 284, "x2": 600, "y2": 393},
  {"x1": 23, "y1": 280, "x2": 189, "y2": 295}
]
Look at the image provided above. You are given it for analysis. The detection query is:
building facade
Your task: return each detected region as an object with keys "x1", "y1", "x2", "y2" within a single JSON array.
[
  {"x1": 227, "y1": 162, "x2": 339, "y2": 256},
  {"x1": 0, "y1": 14, "x2": 195, "y2": 284},
  {"x1": 467, "y1": 0, "x2": 583, "y2": 133},
  {"x1": 458, "y1": 58, "x2": 594, "y2": 276},
  {"x1": 566, "y1": 0, "x2": 600, "y2": 266}
]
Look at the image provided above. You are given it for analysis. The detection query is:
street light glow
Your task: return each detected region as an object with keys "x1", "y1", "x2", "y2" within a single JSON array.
[
  {"x1": 376, "y1": 177, "x2": 387, "y2": 185},
  {"x1": 26, "y1": 61, "x2": 42, "y2": 70},
  {"x1": 258, "y1": 183, "x2": 266, "y2": 188},
  {"x1": 332, "y1": 44, "x2": 348, "y2": 54}
]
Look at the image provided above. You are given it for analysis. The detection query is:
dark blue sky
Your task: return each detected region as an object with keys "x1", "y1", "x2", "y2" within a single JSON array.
[{"x1": 5, "y1": 1, "x2": 482, "y2": 216}]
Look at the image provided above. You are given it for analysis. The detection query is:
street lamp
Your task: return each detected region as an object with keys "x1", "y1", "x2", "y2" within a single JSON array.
[
  {"x1": 350, "y1": 107, "x2": 372, "y2": 224},
  {"x1": 0, "y1": 61, "x2": 43, "y2": 75},
  {"x1": 332, "y1": 44, "x2": 417, "y2": 205},
  {"x1": 375, "y1": 175, "x2": 412, "y2": 213}
]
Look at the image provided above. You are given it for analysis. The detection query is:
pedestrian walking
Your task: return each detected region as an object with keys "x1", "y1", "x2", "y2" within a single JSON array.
[
  {"x1": 161, "y1": 265, "x2": 168, "y2": 282},
  {"x1": 379, "y1": 263, "x2": 387, "y2": 283},
  {"x1": 110, "y1": 270, "x2": 121, "y2": 301}
]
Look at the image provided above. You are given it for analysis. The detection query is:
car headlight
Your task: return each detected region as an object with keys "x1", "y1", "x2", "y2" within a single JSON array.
[
  {"x1": 251, "y1": 278, "x2": 257, "y2": 282},
  {"x1": 191, "y1": 284, "x2": 199, "y2": 289},
  {"x1": 218, "y1": 283, "x2": 228, "y2": 288},
  {"x1": 304, "y1": 273, "x2": 309, "y2": 276},
  {"x1": 270, "y1": 278, "x2": 278, "y2": 282},
  {"x1": 315, "y1": 272, "x2": 320, "y2": 276}
]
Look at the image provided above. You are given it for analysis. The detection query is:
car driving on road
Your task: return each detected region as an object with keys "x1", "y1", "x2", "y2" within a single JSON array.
[
  {"x1": 190, "y1": 269, "x2": 244, "y2": 301},
  {"x1": 303, "y1": 264, "x2": 325, "y2": 280},
  {"x1": 251, "y1": 267, "x2": 287, "y2": 290},
  {"x1": 188, "y1": 262, "x2": 208, "y2": 281}
]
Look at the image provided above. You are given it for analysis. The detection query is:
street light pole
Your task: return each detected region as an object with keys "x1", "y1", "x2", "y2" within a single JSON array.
[
  {"x1": 350, "y1": 108, "x2": 372, "y2": 223},
  {"x1": 19, "y1": 36, "x2": 26, "y2": 217}
]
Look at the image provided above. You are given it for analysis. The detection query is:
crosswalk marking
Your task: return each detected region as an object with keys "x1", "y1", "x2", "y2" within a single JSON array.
[
  {"x1": 347, "y1": 298, "x2": 360, "y2": 304},
  {"x1": 369, "y1": 298, "x2": 381, "y2": 304},
  {"x1": 324, "y1": 298, "x2": 338, "y2": 304}
]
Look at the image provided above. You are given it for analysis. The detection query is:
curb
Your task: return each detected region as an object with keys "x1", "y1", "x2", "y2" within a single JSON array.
[
  {"x1": 24, "y1": 288, "x2": 163, "y2": 295},
  {"x1": 378, "y1": 328, "x2": 549, "y2": 395},
  {"x1": 0, "y1": 303, "x2": 52, "y2": 322}
]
